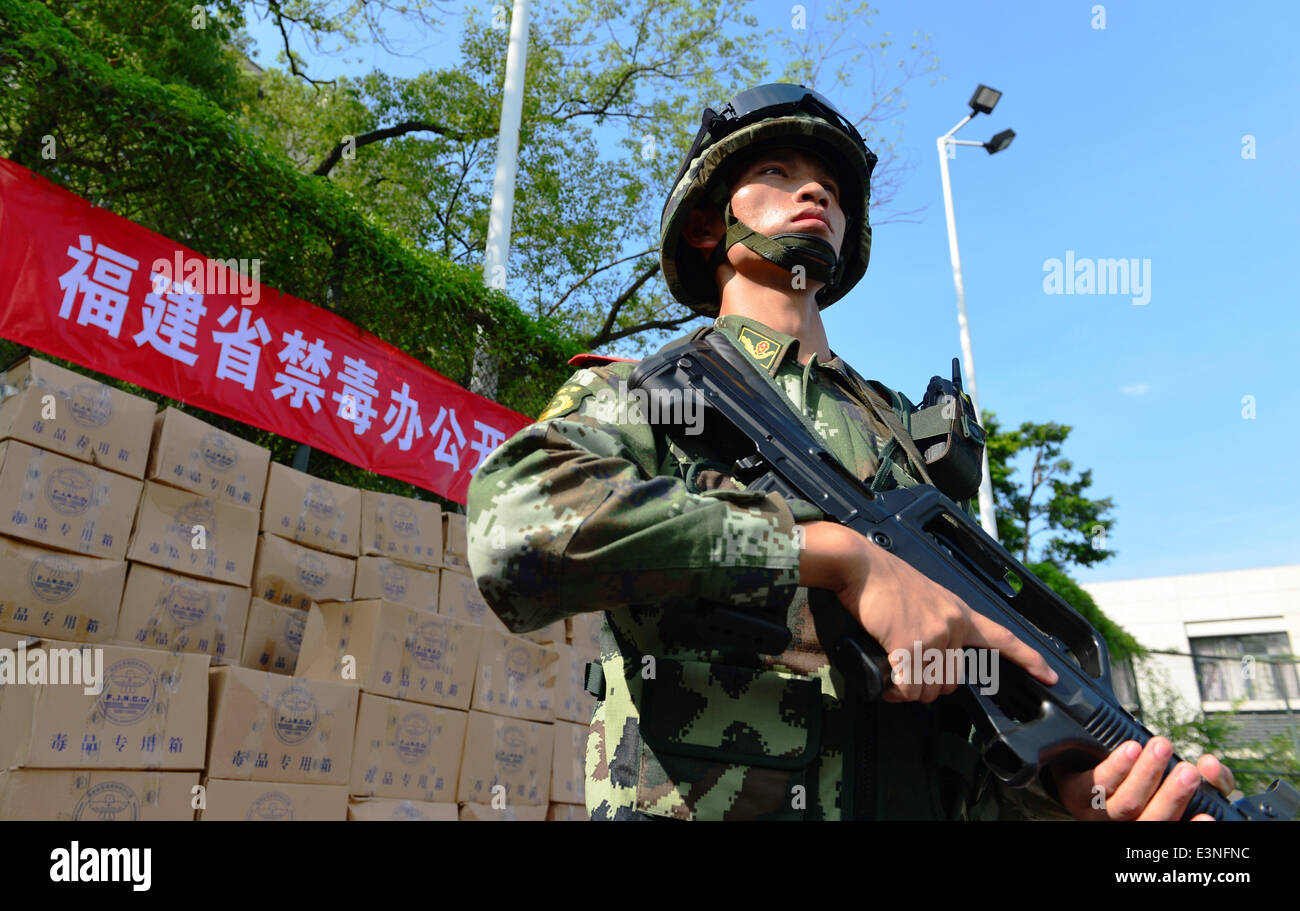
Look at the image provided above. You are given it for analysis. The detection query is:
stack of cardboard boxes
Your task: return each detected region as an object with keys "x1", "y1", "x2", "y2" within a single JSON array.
[
  {"x1": 0, "y1": 356, "x2": 599, "y2": 821},
  {"x1": 0, "y1": 358, "x2": 207, "y2": 819}
]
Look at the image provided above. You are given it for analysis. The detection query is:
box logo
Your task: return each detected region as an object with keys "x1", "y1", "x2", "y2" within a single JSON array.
[
  {"x1": 388, "y1": 503, "x2": 419, "y2": 538},
  {"x1": 27, "y1": 554, "x2": 81, "y2": 602},
  {"x1": 380, "y1": 562, "x2": 409, "y2": 600},
  {"x1": 73, "y1": 781, "x2": 140, "y2": 821},
  {"x1": 273, "y1": 683, "x2": 319, "y2": 745},
  {"x1": 44, "y1": 466, "x2": 94, "y2": 515},
  {"x1": 163, "y1": 578, "x2": 210, "y2": 628},
  {"x1": 391, "y1": 802, "x2": 428, "y2": 819},
  {"x1": 172, "y1": 501, "x2": 216, "y2": 539},
  {"x1": 505, "y1": 646, "x2": 532, "y2": 684},
  {"x1": 304, "y1": 483, "x2": 336, "y2": 519},
  {"x1": 295, "y1": 553, "x2": 327, "y2": 592},
  {"x1": 247, "y1": 791, "x2": 295, "y2": 820},
  {"x1": 396, "y1": 713, "x2": 432, "y2": 764},
  {"x1": 200, "y1": 431, "x2": 238, "y2": 472},
  {"x1": 67, "y1": 382, "x2": 113, "y2": 428},
  {"x1": 409, "y1": 620, "x2": 448, "y2": 670},
  {"x1": 96, "y1": 659, "x2": 157, "y2": 725},
  {"x1": 496, "y1": 727, "x2": 527, "y2": 774}
]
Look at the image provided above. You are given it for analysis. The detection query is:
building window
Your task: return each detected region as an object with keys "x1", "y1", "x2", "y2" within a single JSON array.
[
  {"x1": 1189, "y1": 633, "x2": 1300, "y2": 704},
  {"x1": 1110, "y1": 654, "x2": 1141, "y2": 717}
]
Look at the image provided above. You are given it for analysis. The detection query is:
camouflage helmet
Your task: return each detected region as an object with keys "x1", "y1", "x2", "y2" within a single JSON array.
[{"x1": 660, "y1": 84, "x2": 878, "y2": 318}]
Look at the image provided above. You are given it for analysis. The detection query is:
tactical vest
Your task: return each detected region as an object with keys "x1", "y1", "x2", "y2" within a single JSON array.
[{"x1": 583, "y1": 324, "x2": 992, "y2": 820}]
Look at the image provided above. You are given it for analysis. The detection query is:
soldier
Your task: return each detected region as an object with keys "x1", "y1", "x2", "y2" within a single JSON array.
[{"x1": 466, "y1": 84, "x2": 1235, "y2": 820}]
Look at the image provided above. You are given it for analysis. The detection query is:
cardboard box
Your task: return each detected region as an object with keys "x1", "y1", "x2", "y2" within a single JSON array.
[
  {"x1": 239, "y1": 597, "x2": 306, "y2": 675},
  {"x1": 0, "y1": 440, "x2": 142, "y2": 560},
  {"x1": 459, "y1": 802, "x2": 548, "y2": 821},
  {"x1": 127, "y1": 481, "x2": 259, "y2": 586},
  {"x1": 0, "y1": 535, "x2": 125, "y2": 642},
  {"x1": 0, "y1": 356, "x2": 157, "y2": 479},
  {"x1": 519, "y1": 619, "x2": 566, "y2": 646},
  {"x1": 148, "y1": 407, "x2": 271, "y2": 509},
  {"x1": 114, "y1": 564, "x2": 249, "y2": 663},
  {"x1": 442, "y1": 512, "x2": 468, "y2": 573},
  {"x1": 553, "y1": 643, "x2": 598, "y2": 725},
  {"x1": 349, "y1": 693, "x2": 467, "y2": 802},
  {"x1": 353, "y1": 556, "x2": 438, "y2": 613},
  {"x1": 0, "y1": 639, "x2": 208, "y2": 770},
  {"x1": 546, "y1": 803, "x2": 588, "y2": 821},
  {"x1": 297, "y1": 600, "x2": 481, "y2": 711},
  {"x1": 567, "y1": 611, "x2": 602, "y2": 659},
  {"x1": 347, "y1": 796, "x2": 458, "y2": 821},
  {"x1": 439, "y1": 568, "x2": 508, "y2": 634},
  {"x1": 199, "y1": 778, "x2": 347, "y2": 821},
  {"x1": 260, "y1": 462, "x2": 360, "y2": 557},
  {"x1": 361, "y1": 490, "x2": 442, "y2": 568},
  {"x1": 551, "y1": 720, "x2": 587, "y2": 806},
  {"x1": 470, "y1": 632, "x2": 557, "y2": 722},
  {"x1": 456, "y1": 710, "x2": 553, "y2": 807},
  {"x1": 251, "y1": 532, "x2": 355, "y2": 612},
  {"x1": 0, "y1": 769, "x2": 199, "y2": 820},
  {"x1": 205, "y1": 666, "x2": 359, "y2": 785}
]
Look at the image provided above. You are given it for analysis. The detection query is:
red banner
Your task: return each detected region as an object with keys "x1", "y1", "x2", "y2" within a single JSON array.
[{"x1": 0, "y1": 158, "x2": 532, "y2": 504}]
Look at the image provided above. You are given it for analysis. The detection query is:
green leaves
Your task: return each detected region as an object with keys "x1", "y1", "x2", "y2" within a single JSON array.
[{"x1": 981, "y1": 411, "x2": 1117, "y2": 570}]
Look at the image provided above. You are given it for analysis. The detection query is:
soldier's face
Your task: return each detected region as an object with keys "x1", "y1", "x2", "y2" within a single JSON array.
[{"x1": 685, "y1": 147, "x2": 848, "y2": 276}]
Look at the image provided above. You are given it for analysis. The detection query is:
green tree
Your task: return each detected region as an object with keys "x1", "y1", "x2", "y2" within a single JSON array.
[
  {"x1": 982, "y1": 412, "x2": 1117, "y2": 570},
  {"x1": 244, "y1": 0, "x2": 942, "y2": 354}
]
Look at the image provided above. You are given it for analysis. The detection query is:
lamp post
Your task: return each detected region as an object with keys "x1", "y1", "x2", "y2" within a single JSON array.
[
  {"x1": 471, "y1": 0, "x2": 531, "y2": 399},
  {"x1": 936, "y1": 84, "x2": 1015, "y2": 541}
]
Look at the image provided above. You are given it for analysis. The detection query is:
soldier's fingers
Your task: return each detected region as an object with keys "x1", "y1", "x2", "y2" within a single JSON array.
[
  {"x1": 884, "y1": 654, "x2": 919, "y2": 702},
  {"x1": 1136, "y1": 762, "x2": 1201, "y2": 821},
  {"x1": 965, "y1": 613, "x2": 1059, "y2": 687},
  {"x1": 1107, "y1": 738, "x2": 1173, "y2": 820},
  {"x1": 1086, "y1": 741, "x2": 1143, "y2": 804},
  {"x1": 1197, "y1": 753, "x2": 1235, "y2": 796}
]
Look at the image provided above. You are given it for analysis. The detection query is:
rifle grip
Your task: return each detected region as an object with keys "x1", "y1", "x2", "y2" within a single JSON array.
[{"x1": 834, "y1": 631, "x2": 894, "y2": 702}]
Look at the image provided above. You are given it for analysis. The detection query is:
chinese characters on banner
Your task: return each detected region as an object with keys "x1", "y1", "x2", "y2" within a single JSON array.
[{"x1": 0, "y1": 158, "x2": 531, "y2": 504}]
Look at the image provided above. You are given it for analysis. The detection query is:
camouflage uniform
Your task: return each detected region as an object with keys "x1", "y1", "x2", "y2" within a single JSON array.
[{"x1": 467, "y1": 312, "x2": 1073, "y2": 820}]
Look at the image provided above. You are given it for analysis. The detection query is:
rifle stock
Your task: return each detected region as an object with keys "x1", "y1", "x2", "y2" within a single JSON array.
[{"x1": 627, "y1": 330, "x2": 1298, "y2": 821}]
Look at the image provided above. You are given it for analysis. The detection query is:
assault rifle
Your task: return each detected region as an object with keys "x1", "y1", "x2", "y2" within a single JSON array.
[{"x1": 627, "y1": 329, "x2": 1299, "y2": 821}]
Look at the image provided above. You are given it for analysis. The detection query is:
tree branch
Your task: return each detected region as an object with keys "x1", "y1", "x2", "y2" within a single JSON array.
[
  {"x1": 312, "y1": 121, "x2": 487, "y2": 176},
  {"x1": 266, "y1": 0, "x2": 337, "y2": 88},
  {"x1": 594, "y1": 313, "x2": 696, "y2": 347},
  {"x1": 547, "y1": 246, "x2": 658, "y2": 316},
  {"x1": 589, "y1": 261, "x2": 661, "y2": 347}
]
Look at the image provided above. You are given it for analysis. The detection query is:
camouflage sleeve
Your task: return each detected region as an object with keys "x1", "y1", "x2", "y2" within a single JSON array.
[{"x1": 466, "y1": 366, "x2": 804, "y2": 634}]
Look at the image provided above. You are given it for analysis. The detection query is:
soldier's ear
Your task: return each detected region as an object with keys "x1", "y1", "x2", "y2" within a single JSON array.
[{"x1": 684, "y1": 205, "x2": 722, "y2": 254}]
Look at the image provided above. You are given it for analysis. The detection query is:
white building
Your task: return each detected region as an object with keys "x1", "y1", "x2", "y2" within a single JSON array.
[{"x1": 1081, "y1": 564, "x2": 1300, "y2": 752}]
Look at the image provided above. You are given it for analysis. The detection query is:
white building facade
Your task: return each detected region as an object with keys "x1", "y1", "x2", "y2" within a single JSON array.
[{"x1": 1081, "y1": 564, "x2": 1300, "y2": 754}]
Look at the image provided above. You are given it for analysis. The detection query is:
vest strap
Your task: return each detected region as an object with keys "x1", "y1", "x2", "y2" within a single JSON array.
[{"x1": 583, "y1": 660, "x2": 607, "y2": 700}]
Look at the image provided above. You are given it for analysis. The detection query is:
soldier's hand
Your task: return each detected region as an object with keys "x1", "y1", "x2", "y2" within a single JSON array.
[
  {"x1": 1051, "y1": 738, "x2": 1237, "y2": 820},
  {"x1": 798, "y1": 520, "x2": 1057, "y2": 703}
]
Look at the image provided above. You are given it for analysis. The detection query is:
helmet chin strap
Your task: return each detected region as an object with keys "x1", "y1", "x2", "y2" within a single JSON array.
[{"x1": 704, "y1": 197, "x2": 842, "y2": 290}]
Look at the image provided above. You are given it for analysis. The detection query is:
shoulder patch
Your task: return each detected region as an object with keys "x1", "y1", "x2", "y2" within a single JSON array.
[
  {"x1": 567, "y1": 353, "x2": 641, "y2": 368},
  {"x1": 536, "y1": 383, "x2": 587, "y2": 422}
]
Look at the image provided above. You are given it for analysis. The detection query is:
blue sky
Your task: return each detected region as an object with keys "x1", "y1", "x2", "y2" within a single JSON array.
[{"x1": 240, "y1": 1, "x2": 1300, "y2": 584}]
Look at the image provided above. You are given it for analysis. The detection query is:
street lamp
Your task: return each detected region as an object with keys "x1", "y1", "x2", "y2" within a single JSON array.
[{"x1": 936, "y1": 84, "x2": 1015, "y2": 541}]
